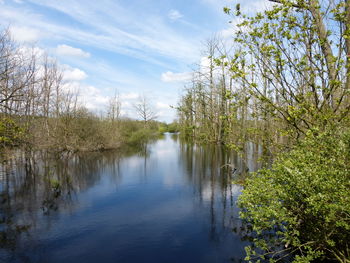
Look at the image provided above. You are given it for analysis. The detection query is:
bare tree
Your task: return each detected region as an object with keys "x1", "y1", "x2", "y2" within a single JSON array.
[
  {"x1": 107, "y1": 91, "x2": 121, "y2": 123},
  {"x1": 0, "y1": 29, "x2": 37, "y2": 114},
  {"x1": 134, "y1": 95, "x2": 157, "y2": 126}
]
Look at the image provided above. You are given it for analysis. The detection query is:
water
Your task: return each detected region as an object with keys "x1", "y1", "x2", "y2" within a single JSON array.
[{"x1": 0, "y1": 134, "x2": 261, "y2": 263}]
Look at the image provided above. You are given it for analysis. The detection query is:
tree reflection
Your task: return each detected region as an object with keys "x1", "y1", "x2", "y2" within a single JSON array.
[
  {"x1": 0, "y1": 146, "x2": 143, "y2": 256},
  {"x1": 0, "y1": 136, "x2": 265, "y2": 262},
  {"x1": 178, "y1": 139, "x2": 265, "y2": 246}
]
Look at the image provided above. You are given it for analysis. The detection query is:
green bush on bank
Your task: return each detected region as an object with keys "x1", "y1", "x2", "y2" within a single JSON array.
[
  {"x1": 238, "y1": 130, "x2": 350, "y2": 263},
  {"x1": 0, "y1": 117, "x2": 25, "y2": 147},
  {"x1": 158, "y1": 122, "x2": 179, "y2": 134},
  {"x1": 127, "y1": 128, "x2": 153, "y2": 146}
]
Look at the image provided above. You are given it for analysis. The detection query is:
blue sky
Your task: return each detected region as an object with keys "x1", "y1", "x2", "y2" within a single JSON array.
[{"x1": 0, "y1": 0, "x2": 267, "y2": 122}]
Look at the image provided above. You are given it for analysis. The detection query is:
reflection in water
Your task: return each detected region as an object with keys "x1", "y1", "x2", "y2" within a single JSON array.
[
  {"x1": 0, "y1": 134, "x2": 262, "y2": 263},
  {"x1": 0, "y1": 148, "x2": 143, "y2": 258},
  {"x1": 178, "y1": 138, "x2": 263, "y2": 249}
]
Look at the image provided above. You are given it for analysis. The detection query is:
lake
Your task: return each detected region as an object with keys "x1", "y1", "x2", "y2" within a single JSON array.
[{"x1": 0, "y1": 133, "x2": 262, "y2": 263}]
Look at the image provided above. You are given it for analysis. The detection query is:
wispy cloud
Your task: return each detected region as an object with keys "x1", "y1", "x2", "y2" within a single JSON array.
[
  {"x1": 156, "y1": 102, "x2": 170, "y2": 109},
  {"x1": 168, "y1": 9, "x2": 183, "y2": 21},
  {"x1": 10, "y1": 25, "x2": 41, "y2": 43},
  {"x1": 56, "y1": 44, "x2": 90, "y2": 58},
  {"x1": 161, "y1": 71, "x2": 193, "y2": 83},
  {"x1": 120, "y1": 92, "x2": 139, "y2": 100},
  {"x1": 62, "y1": 65, "x2": 88, "y2": 81},
  {"x1": 10, "y1": 0, "x2": 202, "y2": 65},
  {"x1": 200, "y1": 0, "x2": 234, "y2": 15}
]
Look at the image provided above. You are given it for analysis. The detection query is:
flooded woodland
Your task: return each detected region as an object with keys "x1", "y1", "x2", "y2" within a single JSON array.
[{"x1": 1, "y1": 0, "x2": 350, "y2": 261}]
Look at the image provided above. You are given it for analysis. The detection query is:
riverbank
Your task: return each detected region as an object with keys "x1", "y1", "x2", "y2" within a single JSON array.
[{"x1": 1, "y1": 114, "x2": 167, "y2": 153}]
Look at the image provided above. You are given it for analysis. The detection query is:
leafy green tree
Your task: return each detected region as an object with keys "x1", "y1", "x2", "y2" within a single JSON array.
[{"x1": 225, "y1": 0, "x2": 350, "y2": 140}]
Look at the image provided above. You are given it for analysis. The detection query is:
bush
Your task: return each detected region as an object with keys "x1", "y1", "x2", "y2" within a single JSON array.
[
  {"x1": 158, "y1": 124, "x2": 167, "y2": 134},
  {"x1": 167, "y1": 122, "x2": 179, "y2": 133},
  {"x1": 158, "y1": 122, "x2": 179, "y2": 134},
  {"x1": 0, "y1": 117, "x2": 24, "y2": 147},
  {"x1": 126, "y1": 128, "x2": 153, "y2": 146},
  {"x1": 238, "y1": 130, "x2": 350, "y2": 263}
]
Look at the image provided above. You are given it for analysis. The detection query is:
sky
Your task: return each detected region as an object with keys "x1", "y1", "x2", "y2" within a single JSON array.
[{"x1": 0, "y1": 0, "x2": 268, "y2": 122}]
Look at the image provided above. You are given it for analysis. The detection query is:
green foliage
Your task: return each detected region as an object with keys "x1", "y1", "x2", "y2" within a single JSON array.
[
  {"x1": 158, "y1": 124, "x2": 167, "y2": 134},
  {"x1": 158, "y1": 122, "x2": 179, "y2": 134},
  {"x1": 126, "y1": 128, "x2": 153, "y2": 146},
  {"x1": 238, "y1": 130, "x2": 350, "y2": 262},
  {"x1": 118, "y1": 119, "x2": 160, "y2": 147},
  {"x1": 223, "y1": 0, "x2": 350, "y2": 143},
  {"x1": 0, "y1": 117, "x2": 25, "y2": 147}
]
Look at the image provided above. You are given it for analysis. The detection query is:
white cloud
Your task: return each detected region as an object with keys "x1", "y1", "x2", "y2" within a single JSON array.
[
  {"x1": 61, "y1": 81, "x2": 80, "y2": 94},
  {"x1": 168, "y1": 9, "x2": 183, "y2": 20},
  {"x1": 161, "y1": 71, "x2": 193, "y2": 83},
  {"x1": 56, "y1": 44, "x2": 90, "y2": 58},
  {"x1": 62, "y1": 65, "x2": 88, "y2": 81},
  {"x1": 200, "y1": 56, "x2": 211, "y2": 69},
  {"x1": 17, "y1": 46, "x2": 46, "y2": 58},
  {"x1": 245, "y1": 0, "x2": 275, "y2": 13},
  {"x1": 82, "y1": 85, "x2": 109, "y2": 110},
  {"x1": 11, "y1": 26, "x2": 40, "y2": 43},
  {"x1": 121, "y1": 101, "x2": 131, "y2": 108},
  {"x1": 59, "y1": 80, "x2": 176, "y2": 121},
  {"x1": 156, "y1": 102, "x2": 169, "y2": 109},
  {"x1": 13, "y1": 0, "x2": 24, "y2": 3},
  {"x1": 120, "y1": 92, "x2": 139, "y2": 100},
  {"x1": 219, "y1": 27, "x2": 235, "y2": 39},
  {"x1": 196, "y1": 56, "x2": 224, "y2": 81},
  {"x1": 62, "y1": 82, "x2": 109, "y2": 111}
]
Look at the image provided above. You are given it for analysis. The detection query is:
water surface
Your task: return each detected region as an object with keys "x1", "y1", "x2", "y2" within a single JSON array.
[{"x1": 0, "y1": 134, "x2": 261, "y2": 263}]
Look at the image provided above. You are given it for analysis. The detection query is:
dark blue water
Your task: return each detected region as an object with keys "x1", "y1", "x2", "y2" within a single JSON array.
[{"x1": 0, "y1": 134, "x2": 260, "y2": 263}]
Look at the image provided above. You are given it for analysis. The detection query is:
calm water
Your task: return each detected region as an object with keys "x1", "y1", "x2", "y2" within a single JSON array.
[{"x1": 0, "y1": 134, "x2": 262, "y2": 263}]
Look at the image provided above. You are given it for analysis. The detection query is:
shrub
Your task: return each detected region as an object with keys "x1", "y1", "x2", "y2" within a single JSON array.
[
  {"x1": 126, "y1": 128, "x2": 153, "y2": 146},
  {"x1": 0, "y1": 117, "x2": 24, "y2": 147},
  {"x1": 238, "y1": 130, "x2": 350, "y2": 263}
]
